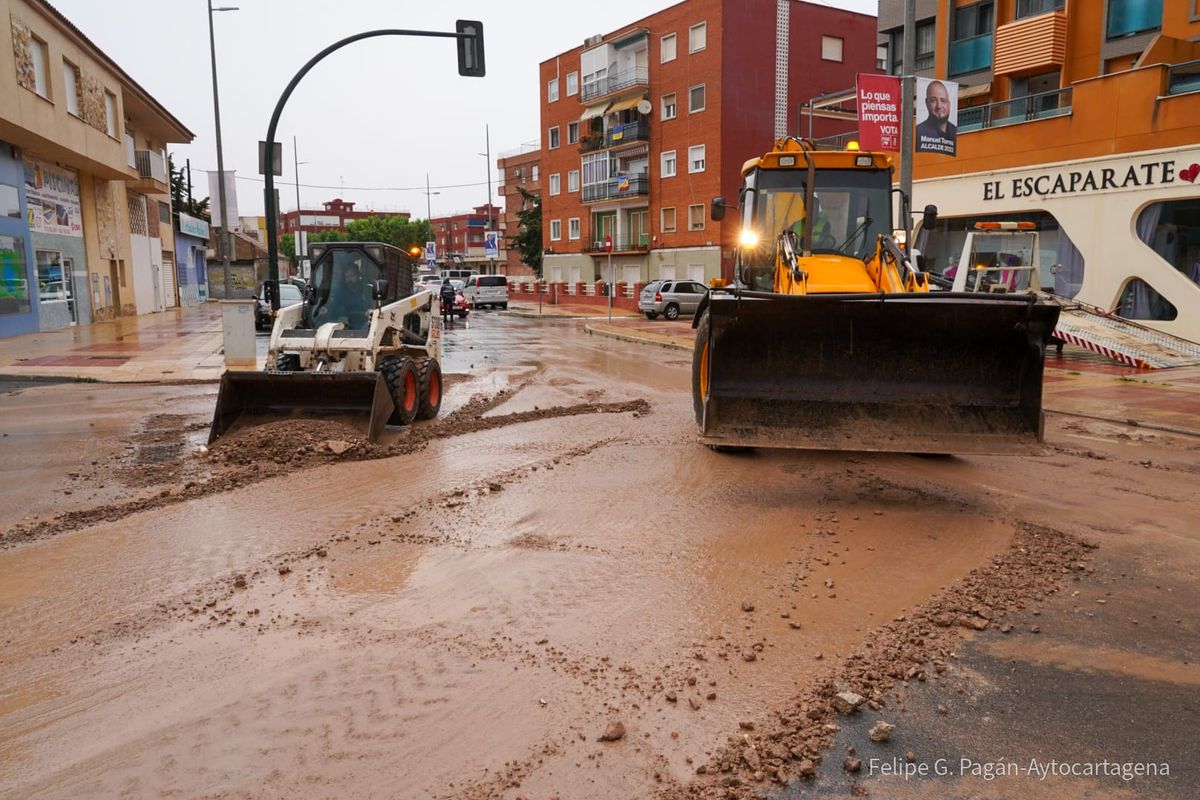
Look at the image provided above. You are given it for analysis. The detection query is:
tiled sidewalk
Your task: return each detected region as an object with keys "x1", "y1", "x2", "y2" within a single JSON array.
[{"x1": 0, "y1": 304, "x2": 225, "y2": 383}]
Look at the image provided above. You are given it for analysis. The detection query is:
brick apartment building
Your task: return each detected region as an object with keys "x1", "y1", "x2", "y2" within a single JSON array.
[
  {"x1": 496, "y1": 143, "x2": 540, "y2": 276},
  {"x1": 279, "y1": 198, "x2": 410, "y2": 235},
  {"x1": 538, "y1": 0, "x2": 878, "y2": 289},
  {"x1": 430, "y1": 203, "x2": 503, "y2": 272},
  {"x1": 874, "y1": 0, "x2": 1200, "y2": 343}
]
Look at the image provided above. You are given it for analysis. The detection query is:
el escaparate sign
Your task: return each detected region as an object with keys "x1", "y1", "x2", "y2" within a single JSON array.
[{"x1": 981, "y1": 159, "x2": 1197, "y2": 201}]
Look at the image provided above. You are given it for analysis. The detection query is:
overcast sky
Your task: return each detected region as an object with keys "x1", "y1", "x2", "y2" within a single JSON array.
[{"x1": 50, "y1": 0, "x2": 876, "y2": 218}]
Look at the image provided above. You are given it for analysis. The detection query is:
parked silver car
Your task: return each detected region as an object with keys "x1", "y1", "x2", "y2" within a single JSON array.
[{"x1": 638, "y1": 279, "x2": 708, "y2": 320}]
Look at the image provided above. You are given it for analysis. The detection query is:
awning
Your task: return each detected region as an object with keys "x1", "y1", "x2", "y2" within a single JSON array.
[
  {"x1": 607, "y1": 93, "x2": 647, "y2": 114},
  {"x1": 581, "y1": 102, "x2": 611, "y2": 121},
  {"x1": 959, "y1": 81, "x2": 992, "y2": 100}
]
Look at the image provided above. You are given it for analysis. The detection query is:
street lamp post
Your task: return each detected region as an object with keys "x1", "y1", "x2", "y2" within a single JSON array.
[
  {"x1": 206, "y1": 0, "x2": 238, "y2": 298},
  {"x1": 478, "y1": 123, "x2": 493, "y2": 274}
]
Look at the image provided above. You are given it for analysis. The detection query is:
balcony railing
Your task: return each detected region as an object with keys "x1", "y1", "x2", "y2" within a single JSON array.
[
  {"x1": 580, "y1": 132, "x2": 606, "y2": 153},
  {"x1": 1167, "y1": 59, "x2": 1200, "y2": 96},
  {"x1": 583, "y1": 233, "x2": 650, "y2": 253},
  {"x1": 135, "y1": 150, "x2": 168, "y2": 184},
  {"x1": 958, "y1": 86, "x2": 1072, "y2": 132},
  {"x1": 605, "y1": 120, "x2": 648, "y2": 147},
  {"x1": 581, "y1": 174, "x2": 649, "y2": 203},
  {"x1": 581, "y1": 66, "x2": 649, "y2": 102},
  {"x1": 949, "y1": 33, "x2": 993, "y2": 76}
]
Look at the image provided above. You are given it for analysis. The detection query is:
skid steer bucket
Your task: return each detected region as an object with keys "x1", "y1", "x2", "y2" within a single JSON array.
[
  {"x1": 694, "y1": 291, "x2": 1061, "y2": 454},
  {"x1": 208, "y1": 370, "x2": 394, "y2": 445}
]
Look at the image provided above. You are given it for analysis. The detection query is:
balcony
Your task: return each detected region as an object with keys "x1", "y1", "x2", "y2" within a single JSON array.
[
  {"x1": 994, "y1": 11, "x2": 1067, "y2": 77},
  {"x1": 1167, "y1": 59, "x2": 1200, "y2": 96},
  {"x1": 583, "y1": 233, "x2": 650, "y2": 253},
  {"x1": 958, "y1": 86, "x2": 1072, "y2": 132},
  {"x1": 579, "y1": 120, "x2": 650, "y2": 154},
  {"x1": 129, "y1": 149, "x2": 168, "y2": 192},
  {"x1": 949, "y1": 33, "x2": 993, "y2": 76},
  {"x1": 581, "y1": 66, "x2": 648, "y2": 103},
  {"x1": 581, "y1": 174, "x2": 649, "y2": 204}
]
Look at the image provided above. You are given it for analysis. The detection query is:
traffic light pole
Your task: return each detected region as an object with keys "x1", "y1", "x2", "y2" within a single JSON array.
[{"x1": 261, "y1": 24, "x2": 484, "y2": 310}]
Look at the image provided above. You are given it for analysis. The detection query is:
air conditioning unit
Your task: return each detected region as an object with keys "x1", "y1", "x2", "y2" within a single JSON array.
[{"x1": 584, "y1": 34, "x2": 603, "y2": 47}]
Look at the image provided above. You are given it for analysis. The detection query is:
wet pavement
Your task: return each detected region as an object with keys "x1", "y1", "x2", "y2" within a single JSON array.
[{"x1": 1, "y1": 310, "x2": 1198, "y2": 800}]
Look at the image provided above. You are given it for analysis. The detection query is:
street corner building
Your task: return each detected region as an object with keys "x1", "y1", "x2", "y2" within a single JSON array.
[
  {"x1": 535, "y1": 0, "x2": 879, "y2": 305},
  {"x1": 0, "y1": 0, "x2": 196, "y2": 339},
  {"x1": 877, "y1": 0, "x2": 1200, "y2": 343}
]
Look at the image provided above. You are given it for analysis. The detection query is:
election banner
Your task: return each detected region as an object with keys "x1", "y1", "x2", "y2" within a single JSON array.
[
  {"x1": 856, "y1": 74, "x2": 902, "y2": 152},
  {"x1": 484, "y1": 230, "x2": 499, "y2": 259},
  {"x1": 915, "y1": 77, "x2": 959, "y2": 157}
]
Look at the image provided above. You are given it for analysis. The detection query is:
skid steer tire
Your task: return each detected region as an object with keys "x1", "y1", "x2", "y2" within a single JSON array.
[
  {"x1": 275, "y1": 353, "x2": 301, "y2": 372},
  {"x1": 381, "y1": 357, "x2": 419, "y2": 426},
  {"x1": 415, "y1": 358, "x2": 443, "y2": 421}
]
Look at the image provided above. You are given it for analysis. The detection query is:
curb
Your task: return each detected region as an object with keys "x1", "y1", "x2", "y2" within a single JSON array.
[
  {"x1": 583, "y1": 325, "x2": 691, "y2": 351},
  {"x1": 0, "y1": 372, "x2": 222, "y2": 387}
]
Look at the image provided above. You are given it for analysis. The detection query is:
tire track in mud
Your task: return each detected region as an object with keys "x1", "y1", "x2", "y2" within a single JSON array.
[
  {"x1": 653, "y1": 521, "x2": 1097, "y2": 799},
  {"x1": 1, "y1": 388, "x2": 651, "y2": 548}
]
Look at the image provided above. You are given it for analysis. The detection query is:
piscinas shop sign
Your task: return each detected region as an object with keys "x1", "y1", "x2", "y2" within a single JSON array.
[{"x1": 982, "y1": 158, "x2": 1199, "y2": 201}]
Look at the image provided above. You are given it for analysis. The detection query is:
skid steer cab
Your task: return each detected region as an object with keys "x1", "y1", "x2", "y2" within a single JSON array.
[
  {"x1": 209, "y1": 242, "x2": 444, "y2": 445},
  {"x1": 691, "y1": 137, "x2": 1061, "y2": 455}
]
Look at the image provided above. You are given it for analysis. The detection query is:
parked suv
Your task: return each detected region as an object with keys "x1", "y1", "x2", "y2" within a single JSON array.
[
  {"x1": 462, "y1": 274, "x2": 509, "y2": 309},
  {"x1": 638, "y1": 279, "x2": 708, "y2": 320}
]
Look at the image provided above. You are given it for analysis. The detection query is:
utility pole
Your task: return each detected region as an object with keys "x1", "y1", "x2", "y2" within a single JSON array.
[
  {"x1": 207, "y1": 0, "x2": 237, "y2": 298},
  {"x1": 899, "y1": 0, "x2": 916, "y2": 253},
  {"x1": 482, "y1": 124, "x2": 494, "y2": 275},
  {"x1": 293, "y1": 135, "x2": 304, "y2": 278}
]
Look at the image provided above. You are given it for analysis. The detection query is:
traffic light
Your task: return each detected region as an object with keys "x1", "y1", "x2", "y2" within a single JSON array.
[{"x1": 456, "y1": 20, "x2": 485, "y2": 77}]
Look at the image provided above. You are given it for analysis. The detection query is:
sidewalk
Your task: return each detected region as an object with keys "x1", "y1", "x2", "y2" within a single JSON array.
[
  {"x1": 506, "y1": 301, "x2": 641, "y2": 320},
  {"x1": 0, "y1": 303, "x2": 225, "y2": 383}
]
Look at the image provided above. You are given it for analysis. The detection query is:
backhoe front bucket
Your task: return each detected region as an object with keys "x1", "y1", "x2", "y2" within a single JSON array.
[
  {"x1": 208, "y1": 370, "x2": 394, "y2": 445},
  {"x1": 695, "y1": 291, "x2": 1061, "y2": 454}
]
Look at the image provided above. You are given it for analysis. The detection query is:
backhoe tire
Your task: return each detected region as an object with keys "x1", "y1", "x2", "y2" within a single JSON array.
[
  {"x1": 664, "y1": 303, "x2": 681, "y2": 321},
  {"x1": 414, "y1": 358, "x2": 443, "y2": 421},
  {"x1": 692, "y1": 312, "x2": 711, "y2": 426},
  {"x1": 692, "y1": 312, "x2": 751, "y2": 453},
  {"x1": 275, "y1": 353, "x2": 301, "y2": 372},
  {"x1": 381, "y1": 356, "x2": 419, "y2": 426}
]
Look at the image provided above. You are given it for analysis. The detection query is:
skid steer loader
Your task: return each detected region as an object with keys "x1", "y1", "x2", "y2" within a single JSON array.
[
  {"x1": 692, "y1": 138, "x2": 1060, "y2": 454},
  {"x1": 209, "y1": 242, "x2": 444, "y2": 444}
]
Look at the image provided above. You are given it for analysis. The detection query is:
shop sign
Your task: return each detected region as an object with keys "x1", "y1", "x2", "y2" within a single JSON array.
[
  {"x1": 22, "y1": 158, "x2": 82, "y2": 237},
  {"x1": 981, "y1": 158, "x2": 1195, "y2": 201}
]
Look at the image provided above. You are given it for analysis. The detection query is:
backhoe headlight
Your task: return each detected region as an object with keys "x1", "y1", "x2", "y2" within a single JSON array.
[{"x1": 738, "y1": 229, "x2": 760, "y2": 248}]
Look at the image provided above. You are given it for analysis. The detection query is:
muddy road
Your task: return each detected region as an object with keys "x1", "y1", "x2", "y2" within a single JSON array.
[{"x1": 1, "y1": 313, "x2": 1197, "y2": 799}]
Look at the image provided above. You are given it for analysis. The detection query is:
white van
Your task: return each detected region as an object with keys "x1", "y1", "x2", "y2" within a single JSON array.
[{"x1": 463, "y1": 274, "x2": 509, "y2": 309}]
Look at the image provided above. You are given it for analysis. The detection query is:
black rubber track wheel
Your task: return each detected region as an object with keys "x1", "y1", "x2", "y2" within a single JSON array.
[
  {"x1": 414, "y1": 358, "x2": 443, "y2": 420},
  {"x1": 380, "y1": 356, "x2": 419, "y2": 426},
  {"x1": 275, "y1": 353, "x2": 301, "y2": 371}
]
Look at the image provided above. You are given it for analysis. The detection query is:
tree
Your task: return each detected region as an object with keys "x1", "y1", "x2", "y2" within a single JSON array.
[
  {"x1": 167, "y1": 154, "x2": 210, "y2": 221},
  {"x1": 279, "y1": 233, "x2": 297, "y2": 268},
  {"x1": 345, "y1": 215, "x2": 433, "y2": 254},
  {"x1": 507, "y1": 187, "x2": 542, "y2": 278}
]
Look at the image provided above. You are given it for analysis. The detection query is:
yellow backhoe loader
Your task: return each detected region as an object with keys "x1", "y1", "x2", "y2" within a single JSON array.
[
  {"x1": 209, "y1": 241, "x2": 443, "y2": 444},
  {"x1": 692, "y1": 137, "x2": 1060, "y2": 454}
]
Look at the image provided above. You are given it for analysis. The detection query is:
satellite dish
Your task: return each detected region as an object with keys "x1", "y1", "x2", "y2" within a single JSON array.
[{"x1": 636, "y1": 99, "x2": 652, "y2": 115}]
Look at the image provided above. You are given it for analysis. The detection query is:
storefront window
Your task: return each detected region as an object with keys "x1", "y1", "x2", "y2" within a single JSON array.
[
  {"x1": 1, "y1": 183, "x2": 20, "y2": 218},
  {"x1": 0, "y1": 234, "x2": 32, "y2": 316},
  {"x1": 917, "y1": 210, "x2": 1084, "y2": 297},
  {"x1": 1136, "y1": 200, "x2": 1200, "y2": 288}
]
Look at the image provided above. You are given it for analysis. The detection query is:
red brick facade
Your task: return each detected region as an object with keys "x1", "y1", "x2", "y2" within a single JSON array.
[
  {"x1": 280, "y1": 198, "x2": 410, "y2": 235},
  {"x1": 538, "y1": 0, "x2": 878, "y2": 285},
  {"x1": 496, "y1": 147, "x2": 541, "y2": 276}
]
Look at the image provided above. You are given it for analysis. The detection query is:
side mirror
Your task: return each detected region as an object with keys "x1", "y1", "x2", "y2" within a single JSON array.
[
  {"x1": 372, "y1": 279, "x2": 389, "y2": 303},
  {"x1": 922, "y1": 204, "x2": 939, "y2": 230},
  {"x1": 710, "y1": 196, "x2": 726, "y2": 222},
  {"x1": 304, "y1": 283, "x2": 317, "y2": 303}
]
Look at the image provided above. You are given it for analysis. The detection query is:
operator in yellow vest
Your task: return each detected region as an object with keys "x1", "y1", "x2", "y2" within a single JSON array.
[{"x1": 791, "y1": 195, "x2": 836, "y2": 250}]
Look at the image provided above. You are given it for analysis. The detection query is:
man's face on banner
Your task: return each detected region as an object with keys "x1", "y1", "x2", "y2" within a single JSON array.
[{"x1": 925, "y1": 82, "x2": 951, "y2": 125}]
